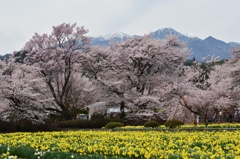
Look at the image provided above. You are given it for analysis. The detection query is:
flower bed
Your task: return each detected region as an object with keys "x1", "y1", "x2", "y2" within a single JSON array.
[
  {"x1": 117, "y1": 123, "x2": 240, "y2": 129},
  {"x1": 1, "y1": 129, "x2": 240, "y2": 158}
]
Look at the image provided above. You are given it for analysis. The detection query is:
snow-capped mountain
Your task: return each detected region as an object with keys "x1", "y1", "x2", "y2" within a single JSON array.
[
  {"x1": 152, "y1": 28, "x2": 200, "y2": 41},
  {"x1": 91, "y1": 32, "x2": 134, "y2": 46},
  {"x1": 92, "y1": 28, "x2": 239, "y2": 61},
  {"x1": 152, "y1": 28, "x2": 234, "y2": 60},
  {"x1": 96, "y1": 32, "x2": 132, "y2": 40},
  {"x1": 1, "y1": 28, "x2": 238, "y2": 61}
]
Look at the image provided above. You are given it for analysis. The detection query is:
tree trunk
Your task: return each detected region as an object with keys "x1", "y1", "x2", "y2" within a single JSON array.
[
  {"x1": 179, "y1": 96, "x2": 202, "y2": 126},
  {"x1": 61, "y1": 109, "x2": 73, "y2": 120},
  {"x1": 120, "y1": 101, "x2": 125, "y2": 119},
  {"x1": 203, "y1": 114, "x2": 208, "y2": 127},
  {"x1": 193, "y1": 113, "x2": 197, "y2": 127}
]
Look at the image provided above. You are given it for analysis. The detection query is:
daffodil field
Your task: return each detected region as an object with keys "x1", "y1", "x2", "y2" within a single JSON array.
[{"x1": 1, "y1": 129, "x2": 240, "y2": 159}]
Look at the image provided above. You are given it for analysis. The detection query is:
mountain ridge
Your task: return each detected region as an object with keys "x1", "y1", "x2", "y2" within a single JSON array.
[
  {"x1": 1, "y1": 28, "x2": 239, "y2": 61},
  {"x1": 92, "y1": 28, "x2": 239, "y2": 61},
  {"x1": 0, "y1": 54, "x2": 11, "y2": 60}
]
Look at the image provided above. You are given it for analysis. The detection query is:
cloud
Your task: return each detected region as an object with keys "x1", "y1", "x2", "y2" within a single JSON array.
[
  {"x1": 121, "y1": 0, "x2": 240, "y2": 41},
  {"x1": 0, "y1": 0, "x2": 239, "y2": 55}
]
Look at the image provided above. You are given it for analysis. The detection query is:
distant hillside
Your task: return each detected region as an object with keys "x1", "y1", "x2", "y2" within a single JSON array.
[
  {"x1": 92, "y1": 28, "x2": 239, "y2": 61},
  {"x1": 1, "y1": 29, "x2": 239, "y2": 62},
  {"x1": 0, "y1": 54, "x2": 11, "y2": 60},
  {"x1": 91, "y1": 32, "x2": 135, "y2": 46}
]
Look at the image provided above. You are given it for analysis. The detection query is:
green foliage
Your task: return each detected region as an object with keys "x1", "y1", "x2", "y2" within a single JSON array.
[
  {"x1": 165, "y1": 119, "x2": 184, "y2": 128},
  {"x1": 57, "y1": 120, "x2": 81, "y2": 128},
  {"x1": 0, "y1": 144, "x2": 8, "y2": 154},
  {"x1": 91, "y1": 114, "x2": 104, "y2": 119},
  {"x1": 58, "y1": 118, "x2": 123, "y2": 129},
  {"x1": 0, "y1": 145, "x2": 103, "y2": 159},
  {"x1": 75, "y1": 108, "x2": 88, "y2": 114},
  {"x1": 0, "y1": 143, "x2": 131, "y2": 159},
  {"x1": 43, "y1": 118, "x2": 54, "y2": 123},
  {"x1": 42, "y1": 151, "x2": 84, "y2": 159},
  {"x1": 9, "y1": 146, "x2": 36, "y2": 159},
  {"x1": 0, "y1": 120, "x2": 58, "y2": 132},
  {"x1": 48, "y1": 113, "x2": 65, "y2": 121},
  {"x1": 105, "y1": 122, "x2": 124, "y2": 129},
  {"x1": 144, "y1": 121, "x2": 160, "y2": 128}
]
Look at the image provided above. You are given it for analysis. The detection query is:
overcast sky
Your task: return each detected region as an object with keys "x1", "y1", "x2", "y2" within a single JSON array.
[{"x1": 0, "y1": 0, "x2": 239, "y2": 55}]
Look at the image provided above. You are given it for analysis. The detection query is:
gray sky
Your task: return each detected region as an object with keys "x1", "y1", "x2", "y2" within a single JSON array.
[{"x1": 0, "y1": 0, "x2": 239, "y2": 55}]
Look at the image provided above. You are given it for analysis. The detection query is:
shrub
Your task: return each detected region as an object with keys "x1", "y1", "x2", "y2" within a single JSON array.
[
  {"x1": 123, "y1": 114, "x2": 148, "y2": 126},
  {"x1": 15, "y1": 120, "x2": 58, "y2": 132},
  {"x1": 15, "y1": 120, "x2": 33, "y2": 132},
  {"x1": 105, "y1": 122, "x2": 124, "y2": 129},
  {"x1": 144, "y1": 121, "x2": 160, "y2": 128},
  {"x1": 43, "y1": 118, "x2": 55, "y2": 123},
  {"x1": 58, "y1": 118, "x2": 123, "y2": 129},
  {"x1": 164, "y1": 119, "x2": 184, "y2": 128},
  {"x1": 0, "y1": 121, "x2": 15, "y2": 132},
  {"x1": 91, "y1": 118, "x2": 123, "y2": 128},
  {"x1": 34, "y1": 123, "x2": 59, "y2": 132},
  {"x1": 91, "y1": 114, "x2": 104, "y2": 119},
  {"x1": 9, "y1": 145, "x2": 36, "y2": 159},
  {"x1": 76, "y1": 108, "x2": 88, "y2": 114},
  {"x1": 58, "y1": 120, "x2": 83, "y2": 128}
]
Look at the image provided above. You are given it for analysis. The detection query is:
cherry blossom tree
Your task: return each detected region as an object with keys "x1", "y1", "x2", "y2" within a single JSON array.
[
  {"x1": 81, "y1": 34, "x2": 190, "y2": 118},
  {"x1": 22, "y1": 23, "x2": 95, "y2": 120},
  {"x1": 174, "y1": 56, "x2": 235, "y2": 126},
  {"x1": 229, "y1": 46, "x2": 240, "y2": 91},
  {"x1": 211, "y1": 49, "x2": 240, "y2": 122},
  {"x1": 0, "y1": 58, "x2": 46, "y2": 122},
  {"x1": 3, "y1": 22, "x2": 236, "y2": 124}
]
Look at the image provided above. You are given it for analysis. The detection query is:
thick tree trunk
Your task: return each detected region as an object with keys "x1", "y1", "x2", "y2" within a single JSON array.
[{"x1": 179, "y1": 96, "x2": 204, "y2": 127}]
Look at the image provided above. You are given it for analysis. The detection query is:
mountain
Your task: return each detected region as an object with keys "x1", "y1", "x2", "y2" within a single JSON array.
[
  {"x1": 152, "y1": 28, "x2": 200, "y2": 42},
  {"x1": 0, "y1": 54, "x2": 11, "y2": 61},
  {"x1": 92, "y1": 28, "x2": 239, "y2": 61},
  {"x1": 201, "y1": 36, "x2": 232, "y2": 59},
  {"x1": 91, "y1": 32, "x2": 134, "y2": 46},
  {"x1": 147, "y1": 28, "x2": 237, "y2": 60},
  {"x1": 1, "y1": 29, "x2": 238, "y2": 61},
  {"x1": 228, "y1": 42, "x2": 239, "y2": 48}
]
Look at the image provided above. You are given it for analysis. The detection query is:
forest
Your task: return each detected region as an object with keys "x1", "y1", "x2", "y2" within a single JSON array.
[{"x1": 0, "y1": 23, "x2": 240, "y2": 126}]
